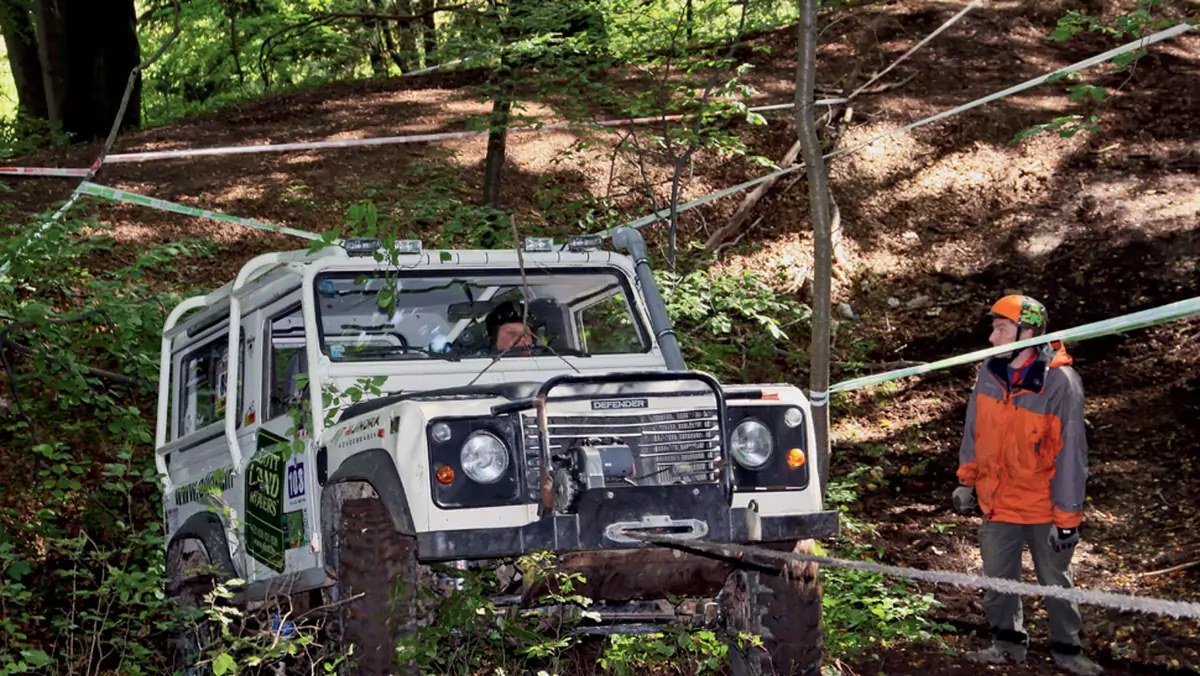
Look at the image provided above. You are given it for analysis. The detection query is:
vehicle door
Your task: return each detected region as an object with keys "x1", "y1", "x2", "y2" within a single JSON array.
[{"x1": 236, "y1": 297, "x2": 321, "y2": 585}]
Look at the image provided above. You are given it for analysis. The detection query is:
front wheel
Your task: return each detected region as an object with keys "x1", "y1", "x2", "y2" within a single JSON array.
[
  {"x1": 325, "y1": 497, "x2": 421, "y2": 676},
  {"x1": 719, "y1": 539, "x2": 823, "y2": 676}
]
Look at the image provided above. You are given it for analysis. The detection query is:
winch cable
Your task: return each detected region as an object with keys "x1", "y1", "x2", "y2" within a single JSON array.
[
  {"x1": 594, "y1": 21, "x2": 1194, "y2": 239},
  {"x1": 627, "y1": 533, "x2": 1200, "y2": 620}
]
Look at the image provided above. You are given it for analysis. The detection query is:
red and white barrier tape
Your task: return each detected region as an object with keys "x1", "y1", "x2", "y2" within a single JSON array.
[
  {"x1": 0, "y1": 166, "x2": 92, "y2": 178},
  {"x1": 101, "y1": 114, "x2": 691, "y2": 163}
]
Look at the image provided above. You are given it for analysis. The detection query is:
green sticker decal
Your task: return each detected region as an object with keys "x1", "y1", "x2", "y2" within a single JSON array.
[
  {"x1": 284, "y1": 510, "x2": 307, "y2": 550},
  {"x1": 174, "y1": 468, "x2": 235, "y2": 506},
  {"x1": 1019, "y1": 299, "x2": 1046, "y2": 328},
  {"x1": 245, "y1": 430, "x2": 289, "y2": 572}
]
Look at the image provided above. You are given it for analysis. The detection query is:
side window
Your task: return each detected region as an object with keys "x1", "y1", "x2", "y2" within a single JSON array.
[
  {"x1": 179, "y1": 334, "x2": 245, "y2": 437},
  {"x1": 268, "y1": 305, "x2": 306, "y2": 420},
  {"x1": 577, "y1": 294, "x2": 645, "y2": 354}
]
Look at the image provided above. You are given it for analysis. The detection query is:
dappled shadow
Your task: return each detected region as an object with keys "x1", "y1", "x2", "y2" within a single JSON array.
[
  {"x1": 683, "y1": 0, "x2": 1200, "y2": 268},
  {"x1": 41, "y1": 139, "x2": 607, "y2": 290},
  {"x1": 826, "y1": 207, "x2": 1200, "y2": 670}
]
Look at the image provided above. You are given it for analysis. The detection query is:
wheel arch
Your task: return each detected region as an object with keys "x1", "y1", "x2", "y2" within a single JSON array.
[
  {"x1": 319, "y1": 448, "x2": 416, "y2": 569},
  {"x1": 166, "y1": 512, "x2": 239, "y2": 582}
]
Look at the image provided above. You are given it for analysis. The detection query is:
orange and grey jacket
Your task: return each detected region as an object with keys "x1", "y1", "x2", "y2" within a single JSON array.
[{"x1": 957, "y1": 343, "x2": 1088, "y2": 529}]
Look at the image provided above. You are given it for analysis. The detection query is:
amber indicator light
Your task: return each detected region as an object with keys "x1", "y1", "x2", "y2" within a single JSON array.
[
  {"x1": 787, "y1": 448, "x2": 806, "y2": 468},
  {"x1": 435, "y1": 465, "x2": 455, "y2": 485}
]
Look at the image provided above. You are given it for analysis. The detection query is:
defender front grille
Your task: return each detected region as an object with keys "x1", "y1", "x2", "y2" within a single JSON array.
[{"x1": 521, "y1": 407, "x2": 722, "y2": 486}]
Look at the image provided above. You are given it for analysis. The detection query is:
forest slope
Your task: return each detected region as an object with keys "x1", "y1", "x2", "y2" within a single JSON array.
[{"x1": 2, "y1": 0, "x2": 1198, "y2": 673}]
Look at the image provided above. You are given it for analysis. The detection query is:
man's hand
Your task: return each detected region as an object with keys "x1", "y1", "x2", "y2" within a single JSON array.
[
  {"x1": 952, "y1": 485, "x2": 977, "y2": 514},
  {"x1": 1048, "y1": 527, "x2": 1080, "y2": 552}
]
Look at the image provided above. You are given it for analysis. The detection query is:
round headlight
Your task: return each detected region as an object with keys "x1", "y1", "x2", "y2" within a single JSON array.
[
  {"x1": 731, "y1": 419, "x2": 773, "y2": 469},
  {"x1": 431, "y1": 422, "x2": 453, "y2": 443},
  {"x1": 460, "y1": 431, "x2": 510, "y2": 484},
  {"x1": 784, "y1": 407, "x2": 804, "y2": 428}
]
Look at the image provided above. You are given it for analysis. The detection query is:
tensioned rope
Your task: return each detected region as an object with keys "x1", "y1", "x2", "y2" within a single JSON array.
[
  {"x1": 630, "y1": 533, "x2": 1200, "y2": 619},
  {"x1": 0, "y1": 0, "x2": 986, "y2": 270},
  {"x1": 17, "y1": 21, "x2": 1192, "y2": 280},
  {"x1": 598, "y1": 21, "x2": 1194, "y2": 238},
  {"x1": 829, "y1": 296, "x2": 1200, "y2": 394},
  {"x1": 5, "y1": 22, "x2": 1192, "y2": 284}
]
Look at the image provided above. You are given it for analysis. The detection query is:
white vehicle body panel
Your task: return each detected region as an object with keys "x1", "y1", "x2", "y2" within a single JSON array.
[{"x1": 157, "y1": 242, "x2": 830, "y2": 598}]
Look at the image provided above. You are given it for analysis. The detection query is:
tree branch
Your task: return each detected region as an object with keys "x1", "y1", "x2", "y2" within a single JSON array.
[
  {"x1": 258, "y1": 15, "x2": 340, "y2": 87},
  {"x1": 317, "y1": 6, "x2": 475, "y2": 23},
  {"x1": 4, "y1": 339, "x2": 152, "y2": 389},
  {"x1": 702, "y1": 139, "x2": 804, "y2": 253},
  {"x1": 257, "y1": 1, "x2": 478, "y2": 82},
  {"x1": 1137, "y1": 559, "x2": 1200, "y2": 579},
  {"x1": 665, "y1": 0, "x2": 751, "y2": 268}
]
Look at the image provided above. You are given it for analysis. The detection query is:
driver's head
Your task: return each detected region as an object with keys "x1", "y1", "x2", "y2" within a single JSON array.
[{"x1": 485, "y1": 300, "x2": 533, "y2": 351}]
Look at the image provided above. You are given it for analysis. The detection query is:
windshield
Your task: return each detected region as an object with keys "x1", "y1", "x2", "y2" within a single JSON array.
[{"x1": 313, "y1": 268, "x2": 649, "y2": 361}]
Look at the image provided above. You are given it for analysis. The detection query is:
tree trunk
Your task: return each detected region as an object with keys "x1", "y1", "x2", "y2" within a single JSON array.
[
  {"x1": 229, "y1": 12, "x2": 243, "y2": 84},
  {"x1": 33, "y1": 0, "x2": 142, "y2": 141},
  {"x1": 365, "y1": 12, "x2": 389, "y2": 77},
  {"x1": 685, "y1": 0, "x2": 693, "y2": 44},
  {"x1": 481, "y1": 0, "x2": 518, "y2": 207},
  {"x1": 382, "y1": 21, "x2": 409, "y2": 73},
  {"x1": 795, "y1": 0, "x2": 833, "y2": 500},
  {"x1": 481, "y1": 92, "x2": 512, "y2": 208},
  {"x1": 418, "y1": 0, "x2": 437, "y2": 66},
  {"x1": 391, "y1": 0, "x2": 420, "y2": 72},
  {"x1": 32, "y1": 0, "x2": 64, "y2": 129},
  {"x1": 60, "y1": 0, "x2": 142, "y2": 141},
  {"x1": 0, "y1": 0, "x2": 49, "y2": 120}
]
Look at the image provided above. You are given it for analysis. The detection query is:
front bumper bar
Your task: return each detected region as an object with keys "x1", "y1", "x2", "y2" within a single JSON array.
[{"x1": 416, "y1": 504, "x2": 840, "y2": 561}]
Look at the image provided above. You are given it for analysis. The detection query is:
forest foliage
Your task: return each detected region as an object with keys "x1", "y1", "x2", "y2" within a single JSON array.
[{"x1": 1, "y1": 0, "x2": 1195, "y2": 673}]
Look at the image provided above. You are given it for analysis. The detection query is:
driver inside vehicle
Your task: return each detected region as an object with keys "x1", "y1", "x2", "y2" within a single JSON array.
[{"x1": 485, "y1": 300, "x2": 535, "y2": 352}]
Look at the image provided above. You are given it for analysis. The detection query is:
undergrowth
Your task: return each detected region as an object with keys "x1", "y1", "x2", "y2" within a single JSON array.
[
  {"x1": 819, "y1": 468, "x2": 955, "y2": 657},
  {"x1": 0, "y1": 195, "x2": 947, "y2": 673},
  {"x1": 0, "y1": 203, "x2": 194, "y2": 675}
]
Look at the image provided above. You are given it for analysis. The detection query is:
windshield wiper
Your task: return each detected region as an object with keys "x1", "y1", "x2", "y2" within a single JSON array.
[
  {"x1": 531, "y1": 345, "x2": 591, "y2": 358},
  {"x1": 335, "y1": 345, "x2": 460, "y2": 362}
]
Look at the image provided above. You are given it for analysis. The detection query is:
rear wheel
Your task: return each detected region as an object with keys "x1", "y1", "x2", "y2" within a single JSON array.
[
  {"x1": 326, "y1": 497, "x2": 421, "y2": 675},
  {"x1": 719, "y1": 539, "x2": 823, "y2": 676},
  {"x1": 166, "y1": 541, "x2": 220, "y2": 676}
]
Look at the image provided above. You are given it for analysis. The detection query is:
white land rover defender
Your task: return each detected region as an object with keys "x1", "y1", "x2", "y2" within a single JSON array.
[{"x1": 157, "y1": 227, "x2": 838, "y2": 675}]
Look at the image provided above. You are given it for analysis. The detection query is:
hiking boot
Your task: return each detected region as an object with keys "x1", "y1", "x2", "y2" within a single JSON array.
[
  {"x1": 965, "y1": 640, "x2": 1028, "y2": 664},
  {"x1": 1053, "y1": 651, "x2": 1104, "y2": 675}
]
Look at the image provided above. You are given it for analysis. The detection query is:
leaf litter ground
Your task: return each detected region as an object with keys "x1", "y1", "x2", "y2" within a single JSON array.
[{"x1": 2, "y1": 0, "x2": 1198, "y2": 673}]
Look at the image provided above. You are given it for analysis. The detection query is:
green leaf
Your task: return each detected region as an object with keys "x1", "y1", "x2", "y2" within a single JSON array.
[
  {"x1": 7, "y1": 561, "x2": 32, "y2": 581},
  {"x1": 20, "y1": 649, "x2": 52, "y2": 668},
  {"x1": 212, "y1": 652, "x2": 237, "y2": 675},
  {"x1": 1049, "y1": 24, "x2": 1080, "y2": 41}
]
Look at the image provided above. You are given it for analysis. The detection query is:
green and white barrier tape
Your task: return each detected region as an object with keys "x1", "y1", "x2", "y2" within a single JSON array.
[
  {"x1": 829, "y1": 296, "x2": 1200, "y2": 395},
  {"x1": 78, "y1": 182, "x2": 322, "y2": 242}
]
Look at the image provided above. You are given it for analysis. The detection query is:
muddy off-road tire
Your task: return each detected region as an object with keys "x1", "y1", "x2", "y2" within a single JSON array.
[
  {"x1": 327, "y1": 497, "x2": 420, "y2": 675},
  {"x1": 719, "y1": 539, "x2": 823, "y2": 676},
  {"x1": 166, "y1": 542, "x2": 221, "y2": 676}
]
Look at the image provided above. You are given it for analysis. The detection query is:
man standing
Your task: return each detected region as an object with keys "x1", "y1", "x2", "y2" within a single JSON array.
[{"x1": 953, "y1": 294, "x2": 1103, "y2": 675}]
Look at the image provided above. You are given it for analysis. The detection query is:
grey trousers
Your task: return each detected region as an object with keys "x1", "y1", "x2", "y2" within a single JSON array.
[{"x1": 979, "y1": 520, "x2": 1083, "y2": 655}]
